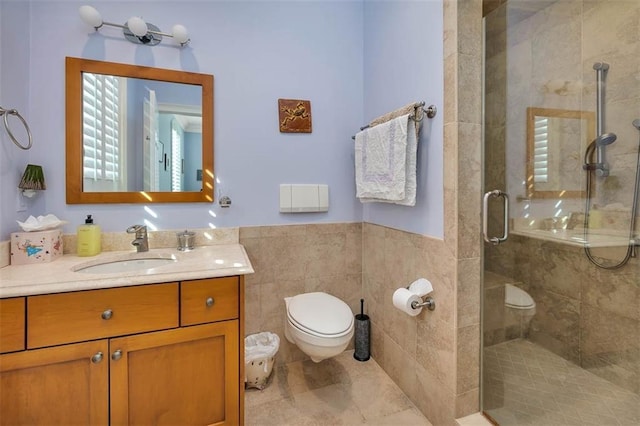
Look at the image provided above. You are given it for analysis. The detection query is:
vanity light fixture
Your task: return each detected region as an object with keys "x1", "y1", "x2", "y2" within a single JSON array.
[
  {"x1": 79, "y1": 5, "x2": 190, "y2": 47},
  {"x1": 18, "y1": 164, "x2": 46, "y2": 198}
]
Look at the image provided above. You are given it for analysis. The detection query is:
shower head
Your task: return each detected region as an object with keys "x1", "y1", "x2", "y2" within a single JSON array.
[
  {"x1": 583, "y1": 133, "x2": 616, "y2": 174},
  {"x1": 595, "y1": 132, "x2": 617, "y2": 146},
  {"x1": 633, "y1": 119, "x2": 640, "y2": 130}
]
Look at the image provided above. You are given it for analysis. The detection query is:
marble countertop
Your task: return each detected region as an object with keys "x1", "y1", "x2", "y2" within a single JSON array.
[{"x1": 0, "y1": 244, "x2": 254, "y2": 298}]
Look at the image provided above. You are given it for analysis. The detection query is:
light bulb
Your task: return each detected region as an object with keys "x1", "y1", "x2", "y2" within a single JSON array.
[
  {"x1": 171, "y1": 24, "x2": 189, "y2": 45},
  {"x1": 79, "y1": 5, "x2": 103, "y2": 28},
  {"x1": 127, "y1": 16, "x2": 148, "y2": 37}
]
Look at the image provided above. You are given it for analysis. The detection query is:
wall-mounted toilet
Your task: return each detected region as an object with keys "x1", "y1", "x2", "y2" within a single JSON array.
[
  {"x1": 504, "y1": 284, "x2": 536, "y2": 336},
  {"x1": 284, "y1": 292, "x2": 354, "y2": 363}
]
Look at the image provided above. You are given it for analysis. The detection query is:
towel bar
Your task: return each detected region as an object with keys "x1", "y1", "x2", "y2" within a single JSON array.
[{"x1": 351, "y1": 102, "x2": 436, "y2": 140}]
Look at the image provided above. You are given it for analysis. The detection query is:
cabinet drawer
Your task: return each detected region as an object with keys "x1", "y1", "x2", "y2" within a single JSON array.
[
  {"x1": 27, "y1": 283, "x2": 179, "y2": 349},
  {"x1": 181, "y1": 277, "x2": 239, "y2": 326},
  {"x1": 0, "y1": 297, "x2": 26, "y2": 353}
]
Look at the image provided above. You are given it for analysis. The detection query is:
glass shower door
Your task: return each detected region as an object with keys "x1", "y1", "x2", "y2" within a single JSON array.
[{"x1": 481, "y1": 0, "x2": 640, "y2": 424}]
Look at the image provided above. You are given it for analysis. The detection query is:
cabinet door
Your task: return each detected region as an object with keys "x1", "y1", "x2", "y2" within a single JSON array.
[
  {"x1": 0, "y1": 297, "x2": 25, "y2": 353},
  {"x1": 0, "y1": 340, "x2": 108, "y2": 425},
  {"x1": 110, "y1": 321, "x2": 240, "y2": 426}
]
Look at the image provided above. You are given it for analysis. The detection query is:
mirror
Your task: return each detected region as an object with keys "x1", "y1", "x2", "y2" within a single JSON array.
[
  {"x1": 65, "y1": 57, "x2": 214, "y2": 203},
  {"x1": 526, "y1": 107, "x2": 595, "y2": 199}
]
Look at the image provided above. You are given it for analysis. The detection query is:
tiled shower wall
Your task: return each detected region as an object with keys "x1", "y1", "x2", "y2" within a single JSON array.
[
  {"x1": 485, "y1": 0, "x2": 640, "y2": 220},
  {"x1": 487, "y1": 235, "x2": 640, "y2": 395}
]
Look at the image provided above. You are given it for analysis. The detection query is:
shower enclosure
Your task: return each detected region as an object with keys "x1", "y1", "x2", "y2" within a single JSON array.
[{"x1": 481, "y1": 1, "x2": 640, "y2": 424}]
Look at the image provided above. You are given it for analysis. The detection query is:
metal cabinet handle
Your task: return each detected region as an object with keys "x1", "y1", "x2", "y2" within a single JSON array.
[
  {"x1": 483, "y1": 189, "x2": 509, "y2": 245},
  {"x1": 91, "y1": 352, "x2": 103, "y2": 364},
  {"x1": 101, "y1": 309, "x2": 113, "y2": 320},
  {"x1": 206, "y1": 297, "x2": 215, "y2": 307},
  {"x1": 111, "y1": 350, "x2": 122, "y2": 361}
]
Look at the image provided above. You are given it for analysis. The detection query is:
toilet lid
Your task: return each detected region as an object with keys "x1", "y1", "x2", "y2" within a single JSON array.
[
  {"x1": 287, "y1": 292, "x2": 353, "y2": 336},
  {"x1": 505, "y1": 284, "x2": 535, "y2": 309}
]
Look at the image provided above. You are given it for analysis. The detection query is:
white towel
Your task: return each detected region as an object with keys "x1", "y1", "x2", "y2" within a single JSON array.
[{"x1": 355, "y1": 114, "x2": 417, "y2": 206}]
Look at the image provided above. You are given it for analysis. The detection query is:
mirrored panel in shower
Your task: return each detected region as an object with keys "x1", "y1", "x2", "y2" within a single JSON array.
[{"x1": 482, "y1": 0, "x2": 640, "y2": 424}]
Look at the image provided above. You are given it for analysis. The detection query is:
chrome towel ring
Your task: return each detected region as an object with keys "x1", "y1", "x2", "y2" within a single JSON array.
[{"x1": 0, "y1": 106, "x2": 33, "y2": 150}]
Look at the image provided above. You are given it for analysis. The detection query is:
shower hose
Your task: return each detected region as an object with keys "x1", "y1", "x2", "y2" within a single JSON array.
[{"x1": 582, "y1": 123, "x2": 640, "y2": 269}]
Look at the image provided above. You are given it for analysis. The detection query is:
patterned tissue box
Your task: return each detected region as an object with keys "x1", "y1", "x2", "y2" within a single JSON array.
[{"x1": 10, "y1": 229, "x2": 63, "y2": 265}]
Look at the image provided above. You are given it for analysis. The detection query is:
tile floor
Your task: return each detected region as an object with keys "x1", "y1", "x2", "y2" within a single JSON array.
[
  {"x1": 245, "y1": 350, "x2": 432, "y2": 426},
  {"x1": 484, "y1": 339, "x2": 640, "y2": 426}
]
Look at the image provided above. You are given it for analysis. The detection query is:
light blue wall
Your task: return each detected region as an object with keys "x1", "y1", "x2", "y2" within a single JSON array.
[
  {"x1": 0, "y1": 0, "x2": 444, "y2": 239},
  {"x1": 0, "y1": 1, "x2": 32, "y2": 239},
  {"x1": 362, "y1": 0, "x2": 444, "y2": 238}
]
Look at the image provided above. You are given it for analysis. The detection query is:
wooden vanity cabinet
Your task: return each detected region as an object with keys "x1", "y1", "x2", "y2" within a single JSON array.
[{"x1": 0, "y1": 276, "x2": 245, "y2": 426}]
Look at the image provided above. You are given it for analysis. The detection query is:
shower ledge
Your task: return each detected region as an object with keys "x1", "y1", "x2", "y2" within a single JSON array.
[{"x1": 511, "y1": 227, "x2": 636, "y2": 248}]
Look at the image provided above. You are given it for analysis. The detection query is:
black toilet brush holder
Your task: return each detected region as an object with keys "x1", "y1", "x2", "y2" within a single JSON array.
[{"x1": 354, "y1": 298, "x2": 370, "y2": 362}]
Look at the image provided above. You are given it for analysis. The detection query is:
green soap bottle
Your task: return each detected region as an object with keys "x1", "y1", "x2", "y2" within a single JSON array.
[{"x1": 77, "y1": 214, "x2": 101, "y2": 256}]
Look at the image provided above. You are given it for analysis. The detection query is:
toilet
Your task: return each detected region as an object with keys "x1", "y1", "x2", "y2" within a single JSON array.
[
  {"x1": 284, "y1": 292, "x2": 354, "y2": 363},
  {"x1": 504, "y1": 284, "x2": 536, "y2": 335},
  {"x1": 504, "y1": 284, "x2": 536, "y2": 312}
]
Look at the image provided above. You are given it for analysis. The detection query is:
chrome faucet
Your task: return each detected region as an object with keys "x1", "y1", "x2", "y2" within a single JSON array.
[{"x1": 126, "y1": 225, "x2": 149, "y2": 252}]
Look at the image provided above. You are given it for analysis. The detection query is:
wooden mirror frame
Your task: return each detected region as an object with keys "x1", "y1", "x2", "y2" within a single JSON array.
[
  {"x1": 526, "y1": 107, "x2": 594, "y2": 199},
  {"x1": 65, "y1": 57, "x2": 214, "y2": 204}
]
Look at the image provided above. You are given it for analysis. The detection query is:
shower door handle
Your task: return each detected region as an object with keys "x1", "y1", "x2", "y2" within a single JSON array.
[{"x1": 483, "y1": 190, "x2": 509, "y2": 245}]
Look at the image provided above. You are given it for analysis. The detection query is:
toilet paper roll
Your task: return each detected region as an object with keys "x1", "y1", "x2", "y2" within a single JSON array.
[
  {"x1": 392, "y1": 288, "x2": 423, "y2": 316},
  {"x1": 409, "y1": 278, "x2": 433, "y2": 297}
]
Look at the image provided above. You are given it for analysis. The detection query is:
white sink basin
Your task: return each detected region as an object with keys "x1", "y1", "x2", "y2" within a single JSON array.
[{"x1": 74, "y1": 255, "x2": 176, "y2": 274}]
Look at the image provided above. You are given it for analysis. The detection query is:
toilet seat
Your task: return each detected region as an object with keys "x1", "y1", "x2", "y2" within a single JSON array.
[
  {"x1": 286, "y1": 292, "x2": 353, "y2": 337},
  {"x1": 504, "y1": 284, "x2": 535, "y2": 309}
]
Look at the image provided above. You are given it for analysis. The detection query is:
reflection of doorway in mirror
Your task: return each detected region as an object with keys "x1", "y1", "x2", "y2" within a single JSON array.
[
  {"x1": 143, "y1": 90, "x2": 161, "y2": 192},
  {"x1": 158, "y1": 106, "x2": 202, "y2": 192}
]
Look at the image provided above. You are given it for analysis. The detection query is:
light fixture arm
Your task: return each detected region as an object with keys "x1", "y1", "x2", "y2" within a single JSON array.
[{"x1": 93, "y1": 20, "x2": 125, "y2": 31}]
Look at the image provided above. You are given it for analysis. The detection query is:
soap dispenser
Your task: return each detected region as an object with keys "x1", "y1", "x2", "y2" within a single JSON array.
[{"x1": 77, "y1": 214, "x2": 101, "y2": 256}]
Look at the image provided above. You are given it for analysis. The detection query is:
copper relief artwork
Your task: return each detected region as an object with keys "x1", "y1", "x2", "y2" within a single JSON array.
[{"x1": 278, "y1": 99, "x2": 312, "y2": 133}]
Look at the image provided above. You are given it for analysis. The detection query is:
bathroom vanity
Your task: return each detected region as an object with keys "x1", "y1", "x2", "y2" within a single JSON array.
[{"x1": 0, "y1": 244, "x2": 253, "y2": 425}]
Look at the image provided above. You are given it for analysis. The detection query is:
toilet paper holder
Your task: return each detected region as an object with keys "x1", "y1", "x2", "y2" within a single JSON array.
[
  {"x1": 393, "y1": 278, "x2": 436, "y2": 316},
  {"x1": 411, "y1": 296, "x2": 436, "y2": 311}
]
